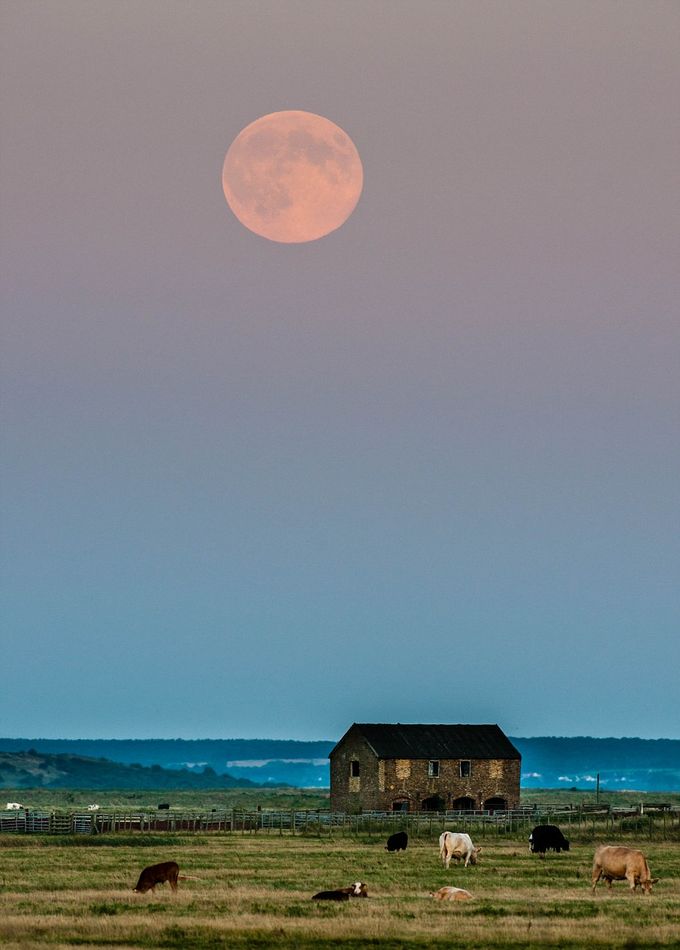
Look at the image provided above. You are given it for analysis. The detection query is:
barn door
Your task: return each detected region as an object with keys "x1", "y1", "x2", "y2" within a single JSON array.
[{"x1": 421, "y1": 795, "x2": 445, "y2": 812}]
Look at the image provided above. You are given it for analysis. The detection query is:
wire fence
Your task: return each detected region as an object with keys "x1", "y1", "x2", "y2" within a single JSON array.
[{"x1": 1, "y1": 802, "x2": 679, "y2": 839}]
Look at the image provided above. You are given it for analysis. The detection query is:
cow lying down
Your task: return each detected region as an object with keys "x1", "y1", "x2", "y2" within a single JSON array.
[
  {"x1": 431, "y1": 886, "x2": 473, "y2": 901},
  {"x1": 312, "y1": 882, "x2": 368, "y2": 901}
]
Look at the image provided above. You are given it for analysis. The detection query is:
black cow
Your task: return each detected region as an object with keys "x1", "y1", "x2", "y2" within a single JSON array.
[
  {"x1": 529, "y1": 824, "x2": 570, "y2": 856},
  {"x1": 312, "y1": 889, "x2": 350, "y2": 901},
  {"x1": 385, "y1": 831, "x2": 408, "y2": 852}
]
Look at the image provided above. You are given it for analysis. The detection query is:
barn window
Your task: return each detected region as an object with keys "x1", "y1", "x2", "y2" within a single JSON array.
[
  {"x1": 459, "y1": 760, "x2": 471, "y2": 778},
  {"x1": 350, "y1": 760, "x2": 360, "y2": 778},
  {"x1": 428, "y1": 760, "x2": 440, "y2": 778}
]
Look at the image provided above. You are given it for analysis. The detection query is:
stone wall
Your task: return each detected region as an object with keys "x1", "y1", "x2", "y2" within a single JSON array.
[
  {"x1": 330, "y1": 732, "x2": 520, "y2": 813},
  {"x1": 330, "y1": 732, "x2": 379, "y2": 812}
]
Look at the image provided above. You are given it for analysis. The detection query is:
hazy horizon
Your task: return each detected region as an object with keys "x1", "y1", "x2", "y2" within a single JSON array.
[{"x1": 2, "y1": 731, "x2": 679, "y2": 744}]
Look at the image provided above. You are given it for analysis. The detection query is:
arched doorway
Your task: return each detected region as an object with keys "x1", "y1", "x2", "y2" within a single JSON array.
[
  {"x1": 452, "y1": 796, "x2": 475, "y2": 811},
  {"x1": 484, "y1": 796, "x2": 507, "y2": 813},
  {"x1": 392, "y1": 798, "x2": 410, "y2": 812},
  {"x1": 421, "y1": 795, "x2": 445, "y2": 812}
]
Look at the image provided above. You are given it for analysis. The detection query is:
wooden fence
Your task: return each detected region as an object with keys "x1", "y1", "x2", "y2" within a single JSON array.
[{"x1": 1, "y1": 804, "x2": 678, "y2": 838}]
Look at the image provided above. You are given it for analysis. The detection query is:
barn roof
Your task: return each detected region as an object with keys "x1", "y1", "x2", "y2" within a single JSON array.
[{"x1": 332, "y1": 723, "x2": 520, "y2": 760}]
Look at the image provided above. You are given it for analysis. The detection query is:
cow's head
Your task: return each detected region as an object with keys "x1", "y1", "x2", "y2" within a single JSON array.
[
  {"x1": 349, "y1": 881, "x2": 367, "y2": 896},
  {"x1": 642, "y1": 878, "x2": 659, "y2": 894},
  {"x1": 563, "y1": 840, "x2": 570, "y2": 852},
  {"x1": 469, "y1": 847, "x2": 482, "y2": 865}
]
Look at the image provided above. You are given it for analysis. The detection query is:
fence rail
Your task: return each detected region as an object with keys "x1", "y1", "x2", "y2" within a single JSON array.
[{"x1": 1, "y1": 803, "x2": 678, "y2": 838}]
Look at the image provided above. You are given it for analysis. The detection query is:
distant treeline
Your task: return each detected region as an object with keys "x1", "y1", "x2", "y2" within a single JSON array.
[
  {"x1": 1, "y1": 736, "x2": 678, "y2": 791},
  {"x1": 0, "y1": 750, "x2": 257, "y2": 790}
]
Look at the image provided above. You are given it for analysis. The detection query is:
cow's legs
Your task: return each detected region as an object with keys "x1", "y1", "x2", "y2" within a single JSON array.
[{"x1": 591, "y1": 868, "x2": 603, "y2": 892}]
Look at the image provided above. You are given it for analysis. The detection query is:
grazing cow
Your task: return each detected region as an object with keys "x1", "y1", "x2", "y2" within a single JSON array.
[
  {"x1": 158, "y1": 803, "x2": 170, "y2": 810},
  {"x1": 385, "y1": 831, "x2": 408, "y2": 852},
  {"x1": 529, "y1": 824, "x2": 570, "y2": 856},
  {"x1": 133, "y1": 861, "x2": 180, "y2": 894},
  {"x1": 430, "y1": 886, "x2": 473, "y2": 901},
  {"x1": 312, "y1": 881, "x2": 368, "y2": 900},
  {"x1": 591, "y1": 846, "x2": 658, "y2": 895},
  {"x1": 5, "y1": 802, "x2": 24, "y2": 810},
  {"x1": 87, "y1": 804, "x2": 100, "y2": 811},
  {"x1": 439, "y1": 831, "x2": 481, "y2": 868}
]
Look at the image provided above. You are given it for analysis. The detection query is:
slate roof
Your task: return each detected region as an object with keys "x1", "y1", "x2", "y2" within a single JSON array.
[{"x1": 332, "y1": 723, "x2": 520, "y2": 760}]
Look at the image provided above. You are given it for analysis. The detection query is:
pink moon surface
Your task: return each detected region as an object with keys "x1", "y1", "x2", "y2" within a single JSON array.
[{"x1": 222, "y1": 111, "x2": 363, "y2": 243}]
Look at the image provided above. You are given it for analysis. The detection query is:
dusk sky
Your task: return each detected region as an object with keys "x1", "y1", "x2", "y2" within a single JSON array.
[{"x1": 2, "y1": 1, "x2": 678, "y2": 742}]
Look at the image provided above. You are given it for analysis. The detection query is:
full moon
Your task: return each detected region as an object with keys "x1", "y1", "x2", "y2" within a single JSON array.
[{"x1": 222, "y1": 111, "x2": 363, "y2": 243}]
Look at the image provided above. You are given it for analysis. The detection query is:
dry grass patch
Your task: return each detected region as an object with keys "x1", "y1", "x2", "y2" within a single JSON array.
[{"x1": 0, "y1": 834, "x2": 678, "y2": 947}]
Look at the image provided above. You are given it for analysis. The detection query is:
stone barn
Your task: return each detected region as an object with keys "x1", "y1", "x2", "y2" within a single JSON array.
[{"x1": 330, "y1": 723, "x2": 521, "y2": 813}]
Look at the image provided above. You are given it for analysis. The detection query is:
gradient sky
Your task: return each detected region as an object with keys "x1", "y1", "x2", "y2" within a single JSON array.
[{"x1": 2, "y1": 1, "x2": 678, "y2": 742}]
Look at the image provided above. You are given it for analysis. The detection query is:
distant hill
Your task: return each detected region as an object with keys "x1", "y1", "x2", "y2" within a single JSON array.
[
  {"x1": 0, "y1": 738, "x2": 334, "y2": 788},
  {"x1": 1, "y1": 736, "x2": 678, "y2": 791},
  {"x1": 513, "y1": 736, "x2": 680, "y2": 792},
  {"x1": 0, "y1": 750, "x2": 257, "y2": 790}
]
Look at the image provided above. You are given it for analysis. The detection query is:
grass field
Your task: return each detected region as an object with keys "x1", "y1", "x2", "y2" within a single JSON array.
[
  {"x1": 6, "y1": 787, "x2": 680, "y2": 814},
  {"x1": 1, "y1": 831, "x2": 679, "y2": 948}
]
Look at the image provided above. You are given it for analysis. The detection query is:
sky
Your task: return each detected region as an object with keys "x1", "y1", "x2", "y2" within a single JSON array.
[{"x1": 1, "y1": 1, "x2": 678, "y2": 742}]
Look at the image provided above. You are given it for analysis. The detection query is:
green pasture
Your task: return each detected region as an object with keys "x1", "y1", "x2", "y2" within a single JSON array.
[
  {"x1": 1, "y1": 831, "x2": 679, "y2": 948},
  {"x1": 6, "y1": 786, "x2": 680, "y2": 814},
  {"x1": 3, "y1": 786, "x2": 331, "y2": 813}
]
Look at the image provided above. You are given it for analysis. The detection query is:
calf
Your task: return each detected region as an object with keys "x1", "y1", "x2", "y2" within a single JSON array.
[
  {"x1": 591, "y1": 846, "x2": 658, "y2": 895},
  {"x1": 529, "y1": 824, "x2": 570, "y2": 856},
  {"x1": 133, "y1": 861, "x2": 180, "y2": 894},
  {"x1": 439, "y1": 831, "x2": 481, "y2": 868},
  {"x1": 385, "y1": 831, "x2": 408, "y2": 852},
  {"x1": 430, "y1": 886, "x2": 473, "y2": 901}
]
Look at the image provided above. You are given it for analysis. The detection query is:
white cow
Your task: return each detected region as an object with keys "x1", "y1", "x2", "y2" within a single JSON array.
[
  {"x1": 439, "y1": 831, "x2": 482, "y2": 868},
  {"x1": 87, "y1": 804, "x2": 101, "y2": 811},
  {"x1": 5, "y1": 802, "x2": 24, "y2": 810}
]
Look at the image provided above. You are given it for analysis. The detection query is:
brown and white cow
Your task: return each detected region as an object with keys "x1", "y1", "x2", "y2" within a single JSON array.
[
  {"x1": 430, "y1": 886, "x2": 473, "y2": 901},
  {"x1": 133, "y1": 861, "x2": 180, "y2": 894},
  {"x1": 439, "y1": 832, "x2": 481, "y2": 868},
  {"x1": 591, "y1": 846, "x2": 658, "y2": 894}
]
